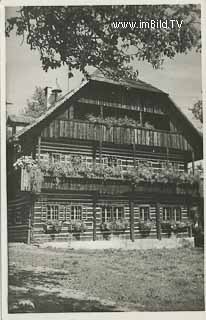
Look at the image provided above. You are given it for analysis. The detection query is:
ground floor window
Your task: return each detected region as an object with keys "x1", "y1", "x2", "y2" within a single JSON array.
[
  {"x1": 162, "y1": 207, "x2": 182, "y2": 221},
  {"x1": 47, "y1": 204, "x2": 59, "y2": 220},
  {"x1": 101, "y1": 206, "x2": 124, "y2": 222},
  {"x1": 71, "y1": 205, "x2": 82, "y2": 220},
  {"x1": 139, "y1": 206, "x2": 150, "y2": 221}
]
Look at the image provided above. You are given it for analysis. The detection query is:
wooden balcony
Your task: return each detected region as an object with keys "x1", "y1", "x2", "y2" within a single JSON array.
[
  {"x1": 41, "y1": 120, "x2": 191, "y2": 151},
  {"x1": 19, "y1": 168, "x2": 199, "y2": 197}
]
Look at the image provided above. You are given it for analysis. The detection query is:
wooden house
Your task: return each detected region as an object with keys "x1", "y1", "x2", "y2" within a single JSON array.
[{"x1": 7, "y1": 71, "x2": 203, "y2": 244}]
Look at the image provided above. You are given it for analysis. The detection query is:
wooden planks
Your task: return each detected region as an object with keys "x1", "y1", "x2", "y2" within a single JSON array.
[{"x1": 41, "y1": 120, "x2": 191, "y2": 152}]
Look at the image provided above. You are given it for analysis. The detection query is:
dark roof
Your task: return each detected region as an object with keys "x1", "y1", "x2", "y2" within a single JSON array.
[
  {"x1": 89, "y1": 69, "x2": 167, "y2": 94},
  {"x1": 7, "y1": 114, "x2": 35, "y2": 125}
]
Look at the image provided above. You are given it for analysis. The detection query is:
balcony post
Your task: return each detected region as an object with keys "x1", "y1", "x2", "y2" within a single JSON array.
[
  {"x1": 129, "y1": 196, "x2": 135, "y2": 242},
  {"x1": 93, "y1": 193, "x2": 98, "y2": 241},
  {"x1": 156, "y1": 202, "x2": 162, "y2": 240},
  {"x1": 99, "y1": 126, "x2": 103, "y2": 164},
  {"x1": 133, "y1": 130, "x2": 136, "y2": 167},
  {"x1": 37, "y1": 136, "x2": 41, "y2": 163},
  {"x1": 191, "y1": 150, "x2": 195, "y2": 175}
]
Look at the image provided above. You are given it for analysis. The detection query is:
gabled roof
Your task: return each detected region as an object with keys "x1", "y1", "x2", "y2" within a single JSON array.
[
  {"x1": 89, "y1": 69, "x2": 167, "y2": 94},
  {"x1": 12, "y1": 71, "x2": 202, "y2": 155}
]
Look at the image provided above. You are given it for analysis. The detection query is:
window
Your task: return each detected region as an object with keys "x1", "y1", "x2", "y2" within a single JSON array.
[
  {"x1": 139, "y1": 206, "x2": 150, "y2": 221},
  {"x1": 162, "y1": 207, "x2": 182, "y2": 221},
  {"x1": 71, "y1": 206, "x2": 82, "y2": 220},
  {"x1": 163, "y1": 207, "x2": 171, "y2": 221},
  {"x1": 172, "y1": 207, "x2": 182, "y2": 221},
  {"x1": 47, "y1": 205, "x2": 59, "y2": 220},
  {"x1": 101, "y1": 206, "x2": 124, "y2": 222}
]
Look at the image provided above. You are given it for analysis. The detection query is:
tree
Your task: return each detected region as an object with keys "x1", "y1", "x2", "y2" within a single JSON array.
[
  {"x1": 6, "y1": 5, "x2": 201, "y2": 79},
  {"x1": 190, "y1": 100, "x2": 203, "y2": 123},
  {"x1": 25, "y1": 86, "x2": 46, "y2": 117}
]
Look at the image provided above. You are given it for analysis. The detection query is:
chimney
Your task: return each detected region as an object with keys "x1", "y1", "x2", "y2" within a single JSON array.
[
  {"x1": 44, "y1": 86, "x2": 52, "y2": 109},
  {"x1": 52, "y1": 78, "x2": 62, "y2": 103}
]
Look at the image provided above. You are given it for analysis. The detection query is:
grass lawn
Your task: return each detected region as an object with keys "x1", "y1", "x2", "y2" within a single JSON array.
[{"x1": 8, "y1": 243, "x2": 204, "y2": 312}]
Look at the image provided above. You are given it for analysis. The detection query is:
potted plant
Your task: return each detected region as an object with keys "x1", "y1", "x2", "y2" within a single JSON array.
[
  {"x1": 139, "y1": 220, "x2": 153, "y2": 237},
  {"x1": 42, "y1": 220, "x2": 63, "y2": 234}
]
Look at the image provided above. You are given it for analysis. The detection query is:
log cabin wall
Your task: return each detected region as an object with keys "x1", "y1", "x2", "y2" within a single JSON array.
[
  {"x1": 36, "y1": 139, "x2": 186, "y2": 172},
  {"x1": 7, "y1": 192, "x2": 32, "y2": 243},
  {"x1": 30, "y1": 192, "x2": 190, "y2": 243}
]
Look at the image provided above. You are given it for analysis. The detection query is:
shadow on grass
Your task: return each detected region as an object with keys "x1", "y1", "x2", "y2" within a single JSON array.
[{"x1": 9, "y1": 268, "x2": 122, "y2": 313}]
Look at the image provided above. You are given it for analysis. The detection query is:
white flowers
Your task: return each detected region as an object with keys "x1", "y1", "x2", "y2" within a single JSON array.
[{"x1": 13, "y1": 156, "x2": 38, "y2": 170}]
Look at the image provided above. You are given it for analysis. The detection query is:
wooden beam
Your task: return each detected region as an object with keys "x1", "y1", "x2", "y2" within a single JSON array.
[
  {"x1": 132, "y1": 130, "x2": 137, "y2": 167},
  {"x1": 156, "y1": 202, "x2": 162, "y2": 240},
  {"x1": 140, "y1": 111, "x2": 143, "y2": 126},
  {"x1": 166, "y1": 147, "x2": 169, "y2": 164},
  {"x1": 37, "y1": 136, "x2": 41, "y2": 163},
  {"x1": 129, "y1": 198, "x2": 135, "y2": 242},
  {"x1": 93, "y1": 194, "x2": 97, "y2": 241},
  {"x1": 191, "y1": 150, "x2": 195, "y2": 175},
  {"x1": 92, "y1": 143, "x2": 97, "y2": 166},
  {"x1": 99, "y1": 127, "x2": 103, "y2": 164}
]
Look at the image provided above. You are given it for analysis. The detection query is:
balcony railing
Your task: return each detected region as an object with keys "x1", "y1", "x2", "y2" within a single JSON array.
[
  {"x1": 41, "y1": 120, "x2": 191, "y2": 151},
  {"x1": 19, "y1": 163, "x2": 200, "y2": 196}
]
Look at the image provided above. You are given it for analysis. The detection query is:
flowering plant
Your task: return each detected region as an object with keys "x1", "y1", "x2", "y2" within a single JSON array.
[
  {"x1": 13, "y1": 156, "x2": 38, "y2": 171},
  {"x1": 42, "y1": 219, "x2": 63, "y2": 234},
  {"x1": 161, "y1": 221, "x2": 172, "y2": 234},
  {"x1": 86, "y1": 114, "x2": 145, "y2": 129},
  {"x1": 139, "y1": 220, "x2": 154, "y2": 236},
  {"x1": 171, "y1": 221, "x2": 191, "y2": 233},
  {"x1": 70, "y1": 220, "x2": 87, "y2": 233},
  {"x1": 112, "y1": 219, "x2": 128, "y2": 231},
  {"x1": 100, "y1": 221, "x2": 113, "y2": 232}
]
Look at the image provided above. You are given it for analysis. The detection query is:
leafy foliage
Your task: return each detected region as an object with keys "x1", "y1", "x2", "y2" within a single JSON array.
[
  {"x1": 25, "y1": 86, "x2": 46, "y2": 118},
  {"x1": 139, "y1": 220, "x2": 154, "y2": 236},
  {"x1": 70, "y1": 220, "x2": 87, "y2": 233},
  {"x1": 42, "y1": 219, "x2": 63, "y2": 233},
  {"x1": 14, "y1": 155, "x2": 201, "y2": 193},
  {"x1": 6, "y1": 5, "x2": 201, "y2": 79},
  {"x1": 190, "y1": 100, "x2": 203, "y2": 123},
  {"x1": 85, "y1": 114, "x2": 155, "y2": 129}
]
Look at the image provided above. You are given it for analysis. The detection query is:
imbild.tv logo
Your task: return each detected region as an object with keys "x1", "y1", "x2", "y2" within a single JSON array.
[{"x1": 111, "y1": 20, "x2": 184, "y2": 30}]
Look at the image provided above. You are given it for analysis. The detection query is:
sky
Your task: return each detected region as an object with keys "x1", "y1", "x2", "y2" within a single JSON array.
[{"x1": 5, "y1": 7, "x2": 202, "y2": 128}]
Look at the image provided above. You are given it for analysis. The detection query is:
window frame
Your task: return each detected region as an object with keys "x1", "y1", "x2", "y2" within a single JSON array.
[
  {"x1": 71, "y1": 205, "x2": 83, "y2": 221},
  {"x1": 139, "y1": 206, "x2": 150, "y2": 221},
  {"x1": 101, "y1": 206, "x2": 124, "y2": 222},
  {"x1": 162, "y1": 206, "x2": 182, "y2": 222},
  {"x1": 47, "y1": 204, "x2": 59, "y2": 221}
]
